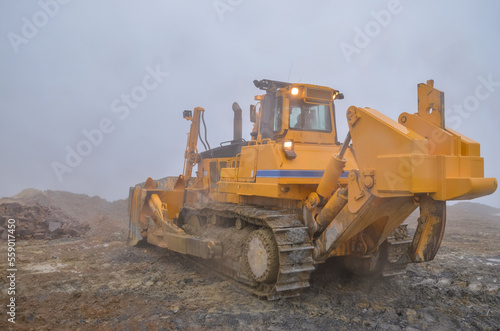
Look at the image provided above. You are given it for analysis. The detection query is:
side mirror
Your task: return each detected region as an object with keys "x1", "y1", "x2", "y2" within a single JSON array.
[{"x1": 250, "y1": 105, "x2": 256, "y2": 123}]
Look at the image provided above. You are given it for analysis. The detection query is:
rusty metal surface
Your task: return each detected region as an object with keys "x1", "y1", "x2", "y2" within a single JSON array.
[
  {"x1": 408, "y1": 195, "x2": 446, "y2": 262},
  {"x1": 127, "y1": 184, "x2": 148, "y2": 245}
]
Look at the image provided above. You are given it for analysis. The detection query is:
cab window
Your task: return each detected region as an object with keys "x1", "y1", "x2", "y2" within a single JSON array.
[{"x1": 289, "y1": 100, "x2": 332, "y2": 132}]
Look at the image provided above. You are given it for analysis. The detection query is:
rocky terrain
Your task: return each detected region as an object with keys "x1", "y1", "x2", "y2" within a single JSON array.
[
  {"x1": 0, "y1": 190, "x2": 499, "y2": 330},
  {"x1": 0, "y1": 189, "x2": 127, "y2": 241}
]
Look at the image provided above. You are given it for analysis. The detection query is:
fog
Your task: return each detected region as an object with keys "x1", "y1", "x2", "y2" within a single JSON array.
[{"x1": 1, "y1": 0, "x2": 499, "y2": 208}]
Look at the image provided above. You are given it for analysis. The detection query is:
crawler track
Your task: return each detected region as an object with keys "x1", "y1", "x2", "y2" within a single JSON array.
[{"x1": 181, "y1": 203, "x2": 316, "y2": 300}]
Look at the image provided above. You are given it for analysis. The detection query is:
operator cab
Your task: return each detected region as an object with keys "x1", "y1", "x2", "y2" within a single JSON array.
[
  {"x1": 251, "y1": 79, "x2": 342, "y2": 145},
  {"x1": 289, "y1": 99, "x2": 332, "y2": 132}
]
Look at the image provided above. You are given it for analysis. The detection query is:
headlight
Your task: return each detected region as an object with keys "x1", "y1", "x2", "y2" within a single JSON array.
[
  {"x1": 282, "y1": 140, "x2": 296, "y2": 159},
  {"x1": 291, "y1": 87, "x2": 299, "y2": 96},
  {"x1": 332, "y1": 90, "x2": 344, "y2": 100}
]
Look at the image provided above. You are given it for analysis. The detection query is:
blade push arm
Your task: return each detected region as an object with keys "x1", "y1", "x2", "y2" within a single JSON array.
[{"x1": 182, "y1": 107, "x2": 205, "y2": 181}]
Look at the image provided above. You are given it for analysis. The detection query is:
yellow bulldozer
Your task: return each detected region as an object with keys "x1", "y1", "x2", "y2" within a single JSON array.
[{"x1": 128, "y1": 79, "x2": 497, "y2": 299}]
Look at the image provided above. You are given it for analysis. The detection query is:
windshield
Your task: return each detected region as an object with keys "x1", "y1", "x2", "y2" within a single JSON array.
[{"x1": 289, "y1": 100, "x2": 332, "y2": 132}]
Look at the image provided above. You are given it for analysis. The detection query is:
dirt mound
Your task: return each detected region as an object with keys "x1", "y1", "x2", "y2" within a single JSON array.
[
  {"x1": 0, "y1": 189, "x2": 128, "y2": 240},
  {"x1": 404, "y1": 201, "x2": 500, "y2": 232},
  {"x1": 12, "y1": 188, "x2": 53, "y2": 205},
  {"x1": 0, "y1": 190, "x2": 498, "y2": 329},
  {"x1": 451, "y1": 201, "x2": 500, "y2": 216},
  {"x1": 0, "y1": 202, "x2": 89, "y2": 240},
  {"x1": 44, "y1": 190, "x2": 128, "y2": 223},
  {"x1": 445, "y1": 202, "x2": 500, "y2": 236},
  {"x1": 43, "y1": 190, "x2": 128, "y2": 238}
]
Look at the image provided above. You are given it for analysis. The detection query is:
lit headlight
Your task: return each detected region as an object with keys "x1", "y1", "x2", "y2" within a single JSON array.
[
  {"x1": 282, "y1": 140, "x2": 296, "y2": 159},
  {"x1": 332, "y1": 90, "x2": 344, "y2": 100},
  {"x1": 291, "y1": 87, "x2": 299, "y2": 96}
]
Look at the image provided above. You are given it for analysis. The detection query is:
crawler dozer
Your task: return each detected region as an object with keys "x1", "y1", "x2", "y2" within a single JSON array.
[{"x1": 128, "y1": 79, "x2": 497, "y2": 299}]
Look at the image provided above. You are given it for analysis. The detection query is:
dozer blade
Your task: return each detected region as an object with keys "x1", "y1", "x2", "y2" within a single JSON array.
[
  {"x1": 147, "y1": 221, "x2": 222, "y2": 259},
  {"x1": 127, "y1": 185, "x2": 144, "y2": 246},
  {"x1": 408, "y1": 195, "x2": 446, "y2": 262},
  {"x1": 128, "y1": 176, "x2": 223, "y2": 259},
  {"x1": 127, "y1": 177, "x2": 161, "y2": 246}
]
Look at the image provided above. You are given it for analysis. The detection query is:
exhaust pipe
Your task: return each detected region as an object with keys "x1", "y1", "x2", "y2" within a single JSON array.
[{"x1": 232, "y1": 102, "x2": 242, "y2": 141}]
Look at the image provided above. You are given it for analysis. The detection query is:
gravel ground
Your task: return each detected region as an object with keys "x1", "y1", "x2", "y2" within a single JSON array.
[{"x1": 0, "y1": 196, "x2": 499, "y2": 330}]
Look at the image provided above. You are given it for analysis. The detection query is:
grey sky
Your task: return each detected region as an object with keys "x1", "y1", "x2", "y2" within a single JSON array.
[{"x1": 1, "y1": 0, "x2": 499, "y2": 208}]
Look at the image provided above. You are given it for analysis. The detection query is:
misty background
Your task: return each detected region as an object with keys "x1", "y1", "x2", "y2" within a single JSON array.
[{"x1": 0, "y1": 0, "x2": 499, "y2": 208}]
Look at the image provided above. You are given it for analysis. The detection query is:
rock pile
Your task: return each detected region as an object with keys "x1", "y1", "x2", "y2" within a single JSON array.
[
  {"x1": 0, "y1": 202, "x2": 90, "y2": 240},
  {"x1": 0, "y1": 188, "x2": 129, "y2": 241}
]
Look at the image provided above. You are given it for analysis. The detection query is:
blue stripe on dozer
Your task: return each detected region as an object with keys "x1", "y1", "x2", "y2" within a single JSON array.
[{"x1": 256, "y1": 170, "x2": 349, "y2": 178}]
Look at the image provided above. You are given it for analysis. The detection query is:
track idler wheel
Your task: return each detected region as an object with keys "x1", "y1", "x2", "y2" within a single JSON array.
[{"x1": 244, "y1": 229, "x2": 279, "y2": 283}]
